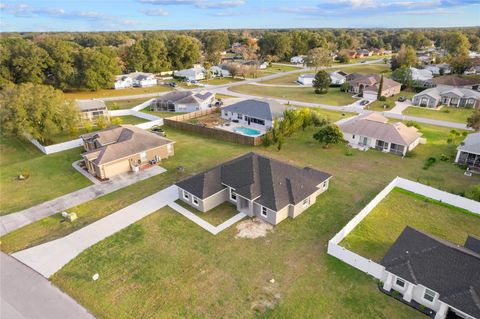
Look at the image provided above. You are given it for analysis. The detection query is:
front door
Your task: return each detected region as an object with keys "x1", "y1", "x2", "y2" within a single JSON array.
[{"x1": 361, "y1": 137, "x2": 368, "y2": 146}]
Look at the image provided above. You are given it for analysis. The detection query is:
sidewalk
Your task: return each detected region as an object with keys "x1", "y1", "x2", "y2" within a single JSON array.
[{"x1": 0, "y1": 166, "x2": 166, "y2": 236}]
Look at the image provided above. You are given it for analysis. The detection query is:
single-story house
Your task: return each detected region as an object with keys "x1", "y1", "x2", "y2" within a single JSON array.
[
  {"x1": 210, "y1": 65, "x2": 231, "y2": 77},
  {"x1": 410, "y1": 67, "x2": 433, "y2": 83},
  {"x1": 380, "y1": 226, "x2": 480, "y2": 319},
  {"x1": 290, "y1": 55, "x2": 306, "y2": 64},
  {"x1": 149, "y1": 91, "x2": 215, "y2": 113},
  {"x1": 431, "y1": 75, "x2": 479, "y2": 90},
  {"x1": 76, "y1": 100, "x2": 110, "y2": 123},
  {"x1": 259, "y1": 61, "x2": 269, "y2": 69},
  {"x1": 220, "y1": 99, "x2": 287, "y2": 130},
  {"x1": 81, "y1": 125, "x2": 174, "y2": 180},
  {"x1": 114, "y1": 72, "x2": 157, "y2": 89},
  {"x1": 455, "y1": 132, "x2": 480, "y2": 172},
  {"x1": 176, "y1": 152, "x2": 332, "y2": 225},
  {"x1": 357, "y1": 49, "x2": 372, "y2": 57},
  {"x1": 174, "y1": 67, "x2": 205, "y2": 81},
  {"x1": 424, "y1": 63, "x2": 451, "y2": 75},
  {"x1": 340, "y1": 113, "x2": 422, "y2": 156},
  {"x1": 330, "y1": 71, "x2": 348, "y2": 85},
  {"x1": 348, "y1": 75, "x2": 402, "y2": 100},
  {"x1": 298, "y1": 73, "x2": 315, "y2": 86},
  {"x1": 412, "y1": 85, "x2": 480, "y2": 108}
]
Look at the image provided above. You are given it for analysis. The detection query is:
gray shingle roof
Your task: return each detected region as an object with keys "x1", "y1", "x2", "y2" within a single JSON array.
[
  {"x1": 222, "y1": 99, "x2": 287, "y2": 121},
  {"x1": 457, "y1": 133, "x2": 480, "y2": 155},
  {"x1": 176, "y1": 152, "x2": 331, "y2": 211},
  {"x1": 380, "y1": 226, "x2": 480, "y2": 318},
  {"x1": 155, "y1": 91, "x2": 213, "y2": 105},
  {"x1": 76, "y1": 100, "x2": 107, "y2": 112}
]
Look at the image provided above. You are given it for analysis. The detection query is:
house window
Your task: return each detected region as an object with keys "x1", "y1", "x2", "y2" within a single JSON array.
[
  {"x1": 261, "y1": 206, "x2": 268, "y2": 217},
  {"x1": 423, "y1": 288, "x2": 436, "y2": 303},
  {"x1": 352, "y1": 134, "x2": 355, "y2": 139},
  {"x1": 323, "y1": 181, "x2": 328, "y2": 188},
  {"x1": 237, "y1": 114, "x2": 243, "y2": 120},
  {"x1": 192, "y1": 196, "x2": 199, "y2": 206},
  {"x1": 230, "y1": 190, "x2": 237, "y2": 202},
  {"x1": 302, "y1": 198, "x2": 310, "y2": 207},
  {"x1": 395, "y1": 278, "x2": 405, "y2": 288},
  {"x1": 183, "y1": 190, "x2": 189, "y2": 200}
]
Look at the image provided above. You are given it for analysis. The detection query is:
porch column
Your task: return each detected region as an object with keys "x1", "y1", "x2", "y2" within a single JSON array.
[
  {"x1": 383, "y1": 273, "x2": 393, "y2": 291},
  {"x1": 457, "y1": 99, "x2": 461, "y2": 107},
  {"x1": 434, "y1": 302, "x2": 448, "y2": 319},
  {"x1": 402, "y1": 283, "x2": 413, "y2": 302},
  {"x1": 454, "y1": 151, "x2": 461, "y2": 163}
]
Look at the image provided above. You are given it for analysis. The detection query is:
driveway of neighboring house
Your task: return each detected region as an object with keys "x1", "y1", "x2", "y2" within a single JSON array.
[
  {"x1": 12, "y1": 185, "x2": 178, "y2": 278},
  {"x1": 0, "y1": 166, "x2": 167, "y2": 236},
  {"x1": 1, "y1": 252, "x2": 94, "y2": 319},
  {"x1": 389, "y1": 100, "x2": 411, "y2": 114}
]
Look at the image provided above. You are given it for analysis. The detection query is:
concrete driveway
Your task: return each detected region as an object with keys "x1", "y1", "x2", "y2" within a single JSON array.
[
  {"x1": 12, "y1": 185, "x2": 178, "y2": 278},
  {"x1": 1, "y1": 252, "x2": 94, "y2": 319}
]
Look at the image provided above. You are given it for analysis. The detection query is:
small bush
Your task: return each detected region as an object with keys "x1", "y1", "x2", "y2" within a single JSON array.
[
  {"x1": 423, "y1": 157, "x2": 436, "y2": 170},
  {"x1": 442, "y1": 109, "x2": 450, "y2": 113},
  {"x1": 440, "y1": 154, "x2": 449, "y2": 161},
  {"x1": 378, "y1": 96, "x2": 387, "y2": 101},
  {"x1": 405, "y1": 121, "x2": 421, "y2": 129},
  {"x1": 344, "y1": 148, "x2": 353, "y2": 156}
]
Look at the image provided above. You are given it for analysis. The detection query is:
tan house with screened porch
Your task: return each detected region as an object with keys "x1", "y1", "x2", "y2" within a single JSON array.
[{"x1": 81, "y1": 125, "x2": 174, "y2": 180}]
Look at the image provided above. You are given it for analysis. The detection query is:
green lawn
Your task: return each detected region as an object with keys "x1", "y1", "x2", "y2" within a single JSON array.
[
  {"x1": 64, "y1": 86, "x2": 172, "y2": 100},
  {"x1": 0, "y1": 136, "x2": 91, "y2": 216},
  {"x1": 365, "y1": 92, "x2": 416, "y2": 112},
  {"x1": 402, "y1": 106, "x2": 474, "y2": 124},
  {"x1": 175, "y1": 200, "x2": 239, "y2": 226},
  {"x1": 141, "y1": 110, "x2": 187, "y2": 118},
  {"x1": 2, "y1": 120, "x2": 478, "y2": 318},
  {"x1": 216, "y1": 93, "x2": 237, "y2": 100},
  {"x1": 229, "y1": 86, "x2": 357, "y2": 106},
  {"x1": 295, "y1": 107, "x2": 352, "y2": 123},
  {"x1": 341, "y1": 188, "x2": 480, "y2": 262},
  {"x1": 261, "y1": 64, "x2": 391, "y2": 85},
  {"x1": 202, "y1": 77, "x2": 243, "y2": 85},
  {"x1": 105, "y1": 98, "x2": 152, "y2": 110},
  {"x1": 47, "y1": 116, "x2": 149, "y2": 145}
]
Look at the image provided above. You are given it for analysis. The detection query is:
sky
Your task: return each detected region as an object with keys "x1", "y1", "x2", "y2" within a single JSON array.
[{"x1": 0, "y1": 0, "x2": 479, "y2": 32}]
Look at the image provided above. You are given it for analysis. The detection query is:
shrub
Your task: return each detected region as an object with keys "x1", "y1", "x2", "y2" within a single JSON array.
[
  {"x1": 423, "y1": 157, "x2": 436, "y2": 170},
  {"x1": 440, "y1": 154, "x2": 449, "y2": 162},
  {"x1": 405, "y1": 121, "x2": 421, "y2": 129},
  {"x1": 344, "y1": 148, "x2": 353, "y2": 156},
  {"x1": 378, "y1": 96, "x2": 387, "y2": 101},
  {"x1": 83, "y1": 121, "x2": 93, "y2": 132},
  {"x1": 442, "y1": 109, "x2": 450, "y2": 113},
  {"x1": 465, "y1": 185, "x2": 480, "y2": 201},
  {"x1": 111, "y1": 117, "x2": 123, "y2": 125}
]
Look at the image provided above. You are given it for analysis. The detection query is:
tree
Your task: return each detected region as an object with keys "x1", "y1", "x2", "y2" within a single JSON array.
[
  {"x1": 313, "y1": 124, "x2": 344, "y2": 148},
  {"x1": 226, "y1": 63, "x2": 240, "y2": 78},
  {"x1": 205, "y1": 31, "x2": 229, "y2": 56},
  {"x1": 391, "y1": 67, "x2": 413, "y2": 88},
  {"x1": 0, "y1": 83, "x2": 79, "y2": 144},
  {"x1": 142, "y1": 37, "x2": 170, "y2": 73},
  {"x1": 377, "y1": 75, "x2": 384, "y2": 100},
  {"x1": 312, "y1": 70, "x2": 331, "y2": 94},
  {"x1": 335, "y1": 49, "x2": 350, "y2": 64},
  {"x1": 449, "y1": 55, "x2": 473, "y2": 74},
  {"x1": 168, "y1": 35, "x2": 201, "y2": 70},
  {"x1": 39, "y1": 39, "x2": 79, "y2": 90},
  {"x1": 306, "y1": 47, "x2": 332, "y2": 70},
  {"x1": 125, "y1": 40, "x2": 147, "y2": 72},
  {"x1": 392, "y1": 44, "x2": 417, "y2": 70},
  {"x1": 444, "y1": 32, "x2": 470, "y2": 56},
  {"x1": 467, "y1": 109, "x2": 480, "y2": 131},
  {"x1": 76, "y1": 47, "x2": 121, "y2": 90}
]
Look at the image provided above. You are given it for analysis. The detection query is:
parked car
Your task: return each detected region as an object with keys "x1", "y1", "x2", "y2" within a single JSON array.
[
  {"x1": 150, "y1": 126, "x2": 166, "y2": 137},
  {"x1": 168, "y1": 82, "x2": 177, "y2": 87},
  {"x1": 360, "y1": 100, "x2": 369, "y2": 106},
  {"x1": 398, "y1": 96, "x2": 407, "y2": 102}
]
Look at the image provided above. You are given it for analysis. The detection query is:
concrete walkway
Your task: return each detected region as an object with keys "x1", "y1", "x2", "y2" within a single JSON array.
[
  {"x1": 168, "y1": 202, "x2": 247, "y2": 235},
  {"x1": 12, "y1": 185, "x2": 178, "y2": 278},
  {"x1": 0, "y1": 166, "x2": 166, "y2": 236},
  {"x1": 389, "y1": 100, "x2": 412, "y2": 114},
  {"x1": 1, "y1": 252, "x2": 94, "y2": 319}
]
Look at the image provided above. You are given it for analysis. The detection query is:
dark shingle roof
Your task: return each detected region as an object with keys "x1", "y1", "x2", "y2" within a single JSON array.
[
  {"x1": 175, "y1": 152, "x2": 331, "y2": 211},
  {"x1": 155, "y1": 91, "x2": 213, "y2": 105},
  {"x1": 380, "y1": 226, "x2": 480, "y2": 318},
  {"x1": 222, "y1": 99, "x2": 286, "y2": 121},
  {"x1": 432, "y1": 75, "x2": 479, "y2": 87}
]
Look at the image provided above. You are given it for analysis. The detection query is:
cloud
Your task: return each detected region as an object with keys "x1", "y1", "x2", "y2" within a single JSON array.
[
  {"x1": 137, "y1": 0, "x2": 245, "y2": 9},
  {"x1": 141, "y1": 8, "x2": 169, "y2": 16}
]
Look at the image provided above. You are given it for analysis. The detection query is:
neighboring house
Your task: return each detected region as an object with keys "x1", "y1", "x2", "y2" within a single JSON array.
[
  {"x1": 114, "y1": 72, "x2": 157, "y2": 89},
  {"x1": 348, "y1": 74, "x2": 402, "y2": 100},
  {"x1": 410, "y1": 67, "x2": 433, "y2": 83},
  {"x1": 412, "y1": 85, "x2": 480, "y2": 108},
  {"x1": 81, "y1": 125, "x2": 174, "y2": 180},
  {"x1": 259, "y1": 61, "x2": 269, "y2": 69},
  {"x1": 150, "y1": 91, "x2": 215, "y2": 113},
  {"x1": 340, "y1": 113, "x2": 422, "y2": 156},
  {"x1": 76, "y1": 100, "x2": 110, "y2": 123},
  {"x1": 298, "y1": 73, "x2": 315, "y2": 85},
  {"x1": 210, "y1": 65, "x2": 231, "y2": 77},
  {"x1": 380, "y1": 226, "x2": 480, "y2": 319},
  {"x1": 346, "y1": 73, "x2": 363, "y2": 81},
  {"x1": 174, "y1": 67, "x2": 205, "y2": 81},
  {"x1": 424, "y1": 63, "x2": 451, "y2": 75},
  {"x1": 290, "y1": 55, "x2": 306, "y2": 64},
  {"x1": 221, "y1": 99, "x2": 287, "y2": 130},
  {"x1": 357, "y1": 49, "x2": 372, "y2": 57},
  {"x1": 431, "y1": 75, "x2": 479, "y2": 90},
  {"x1": 329, "y1": 71, "x2": 348, "y2": 85},
  {"x1": 176, "y1": 152, "x2": 332, "y2": 225},
  {"x1": 455, "y1": 132, "x2": 480, "y2": 172}
]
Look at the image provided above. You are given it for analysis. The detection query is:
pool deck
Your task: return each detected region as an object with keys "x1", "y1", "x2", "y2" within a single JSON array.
[{"x1": 215, "y1": 122, "x2": 265, "y2": 137}]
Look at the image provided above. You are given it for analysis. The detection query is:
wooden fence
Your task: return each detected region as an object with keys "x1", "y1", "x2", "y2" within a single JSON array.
[{"x1": 164, "y1": 108, "x2": 262, "y2": 146}]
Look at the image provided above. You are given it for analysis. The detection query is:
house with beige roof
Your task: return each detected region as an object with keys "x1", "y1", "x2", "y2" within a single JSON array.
[
  {"x1": 339, "y1": 113, "x2": 422, "y2": 156},
  {"x1": 348, "y1": 75, "x2": 401, "y2": 100},
  {"x1": 81, "y1": 125, "x2": 174, "y2": 180}
]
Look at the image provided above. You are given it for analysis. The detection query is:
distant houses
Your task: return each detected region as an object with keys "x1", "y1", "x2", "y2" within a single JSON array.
[{"x1": 114, "y1": 72, "x2": 157, "y2": 89}]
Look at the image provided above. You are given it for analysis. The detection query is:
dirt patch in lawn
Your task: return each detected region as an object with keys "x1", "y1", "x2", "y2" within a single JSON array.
[{"x1": 235, "y1": 218, "x2": 273, "y2": 239}]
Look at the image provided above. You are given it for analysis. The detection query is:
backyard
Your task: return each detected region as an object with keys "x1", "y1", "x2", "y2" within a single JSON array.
[
  {"x1": 402, "y1": 106, "x2": 474, "y2": 124},
  {"x1": 175, "y1": 200, "x2": 239, "y2": 226},
  {"x1": 64, "y1": 85, "x2": 172, "y2": 100},
  {"x1": 340, "y1": 188, "x2": 480, "y2": 261},
  {"x1": 1, "y1": 118, "x2": 478, "y2": 318},
  {"x1": 105, "y1": 97, "x2": 152, "y2": 110},
  {"x1": 228, "y1": 86, "x2": 358, "y2": 106}
]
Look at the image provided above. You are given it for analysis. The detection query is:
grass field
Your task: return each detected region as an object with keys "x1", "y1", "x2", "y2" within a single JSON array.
[
  {"x1": 365, "y1": 92, "x2": 416, "y2": 112},
  {"x1": 402, "y1": 106, "x2": 473, "y2": 124},
  {"x1": 228, "y1": 85, "x2": 357, "y2": 106},
  {"x1": 341, "y1": 188, "x2": 480, "y2": 261},
  {"x1": 260, "y1": 64, "x2": 391, "y2": 85},
  {"x1": 202, "y1": 77, "x2": 243, "y2": 85},
  {"x1": 2, "y1": 117, "x2": 478, "y2": 318},
  {"x1": 175, "y1": 200, "x2": 239, "y2": 226},
  {"x1": 105, "y1": 97, "x2": 152, "y2": 110},
  {"x1": 141, "y1": 109, "x2": 187, "y2": 118},
  {"x1": 0, "y1": 136, "x2": 90, "y2": 215},
  {"x1": 64, "y1": 86, "x2": 172, "y2": 100}
]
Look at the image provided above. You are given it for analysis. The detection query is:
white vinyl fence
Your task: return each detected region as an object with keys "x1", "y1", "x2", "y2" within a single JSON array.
[{"x1": 327, "y1": 177, "x2": 480, "y2": 280}]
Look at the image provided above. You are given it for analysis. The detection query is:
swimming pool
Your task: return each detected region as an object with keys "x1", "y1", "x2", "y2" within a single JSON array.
[{"x1": 233, "y1": 126, "x2": 262, "y2": 136}]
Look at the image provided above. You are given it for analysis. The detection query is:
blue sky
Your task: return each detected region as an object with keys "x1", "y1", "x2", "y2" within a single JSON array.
[{"x1": 0, "y1": 0, "x2": 479, "y2": 32}]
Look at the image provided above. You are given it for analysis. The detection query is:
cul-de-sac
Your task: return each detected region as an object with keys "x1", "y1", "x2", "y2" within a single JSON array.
[{"x1": 1, "y1": 2, "x2": 480, "y2": 318}]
